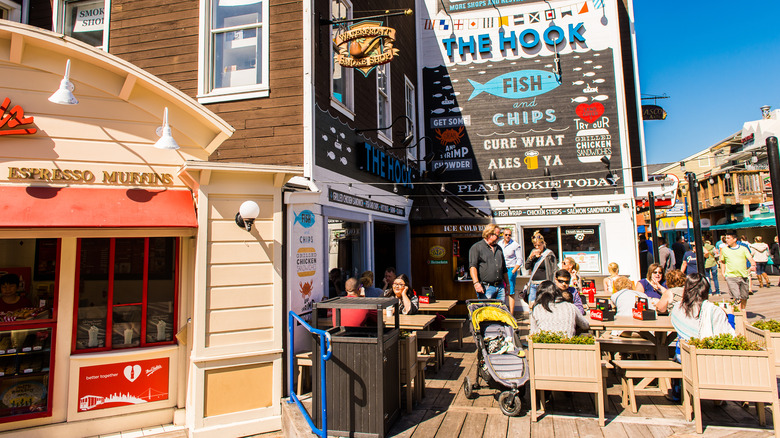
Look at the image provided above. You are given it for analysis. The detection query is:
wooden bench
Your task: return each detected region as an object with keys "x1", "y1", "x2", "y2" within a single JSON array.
[
  {"x1": 417, "y1": 330, "x2": 448, "y2": 372},
  {"x1": 295, "y1": 351, "x2": 313, "y2": 395},
  {"x1": 416, "y1": 356, "x2": 428, "y2": 400},
  {"x1": 611, "y1": 360, "x2": 682, "y2": 413},
  {"x1": 439, "y1": 317, "x2": 468, "y2": 350},
  {"x1": 598, "y1": 336, "x2": 657, "y2": 358}
]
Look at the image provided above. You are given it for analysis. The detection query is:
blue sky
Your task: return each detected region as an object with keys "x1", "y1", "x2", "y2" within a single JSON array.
[{"x1": 632, "y1": 1, "x2": 780, "y2": 165}]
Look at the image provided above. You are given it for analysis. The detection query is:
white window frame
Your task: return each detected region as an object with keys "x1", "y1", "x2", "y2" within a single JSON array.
[
  {"x1": 53, "y1": 0, "x2": 110, "y2": 50},
  {"x1": 0, "y1": 0, "x2": 22, "y2": 22},
  {"x1": 404, "y1": 75, "x2": 416, "y2": 161},
  {"x1": 376, "y1": 63, "x2": 391, "y2": 145},
  {"x1": 197, "y1": 0, "x2": 270, "y2": 104},
  {"x1": 329, "y1": 0, "x2": 354, "y2": 118}
]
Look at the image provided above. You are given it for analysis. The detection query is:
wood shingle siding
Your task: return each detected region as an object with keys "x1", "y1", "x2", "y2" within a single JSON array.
[{"x1": 109, "y1": 0, "x2": 304, "y2": 166}]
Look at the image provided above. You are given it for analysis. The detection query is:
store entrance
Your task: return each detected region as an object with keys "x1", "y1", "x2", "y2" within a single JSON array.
[{"x1": 373, "y1": 222, "x2": 397, "y2": 289}]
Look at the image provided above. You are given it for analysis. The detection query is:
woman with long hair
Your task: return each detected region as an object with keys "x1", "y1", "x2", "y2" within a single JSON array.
[
  {"x1": 383, "y1": 273, "x2": 419, "y2": 315},
  {"x1": 524, "y1": 231, "x2": 558, "y2": 304},
  {"x1": 670, "y1": 273, "x2": 734, "y2": 341},
  {"x1": 529, "y1": 280, "x2": 589, "y2": 337}
]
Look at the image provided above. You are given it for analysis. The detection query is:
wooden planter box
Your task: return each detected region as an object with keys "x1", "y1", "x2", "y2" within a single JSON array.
[
  {"x1": 680, "y1": 340, "x2": 780, "y2": 435},
  {"x1": 398, "y1": 333, "x2": 418, "y2": 413},
  {"x1": 745, "y1": 324, "x2": 780, "y2": 375},
  {"x1": 527, "y1": 339, "x2": 608, "y2": 426}
]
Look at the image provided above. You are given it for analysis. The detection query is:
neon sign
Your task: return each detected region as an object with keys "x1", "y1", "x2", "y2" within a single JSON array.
[{"x1": 0, "y1": 97, "x2": 36, "y2": 136}]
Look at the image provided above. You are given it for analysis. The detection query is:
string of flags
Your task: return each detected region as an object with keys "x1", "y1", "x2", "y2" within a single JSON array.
[{"x1": 424, "y1": 1, "x2": 595, "y2": 31}]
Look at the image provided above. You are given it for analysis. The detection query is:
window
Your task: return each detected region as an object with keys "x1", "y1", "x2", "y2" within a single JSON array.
[
  {"x1": 199, "y1": 0, "x2": 269, "y2": 103},
  {"x1": 327, "y1": 220, "x2": 364, "y2": 297},
  {"x1": 0, "y1": 0, "x2": 22, "y2": 22},
  {"x1": 56, "y1": 0, "x2": 108, "y2": 49},
  {"x1": 74, "y1": 237, "x2": 178, "y2": 352},
  {"x1": 404, "y1": 76, "x2": 416, "y2": 160},
  {"x1": 521, "y1": 225, "x2": 604, "y2": 273},
  {"x1": 376, "y1": 63, "x2": 391, "y2": 143},
  {"x1": 330, "y1": 0, "x2": 353, "y2": 115},
  {"x1": 698, "y1": 156, "x2": 710, "y2": 167}
]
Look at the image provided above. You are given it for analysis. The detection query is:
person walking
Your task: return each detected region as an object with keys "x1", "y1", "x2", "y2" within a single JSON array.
[
  {"x1": 658, "y1": 237, "x2": 676, "y2": 272},
  {"x1": 750, "y1": 236, "x2": 770, "y2": 288},
  {"x1": 498, "y1": 227, "x2": 523, "y2": 314},
  {"x1": 720, "y1": 230, "x2": 756, "y2": 312},
  {"x1": 638, "y1": 234, "x2": 650, "y2": 276},
  {"x1": 680, "y1": 242, "x2": 698, "y2": 275},
  {"x1": 672, "y1": 236, "x2": 687, "y2": 270},
  {"x1": 771, "y1": 236, "x2": 780, "y2": 286},
  {"x1": 469, "y1": 223, "x2": 510, "y2": 301},
  {"x1": 702, "y1": 239, "x2": 720, "y2": 294},
  {"x1": 524, "y1": 231, "x2": 558, "y2": 304}
]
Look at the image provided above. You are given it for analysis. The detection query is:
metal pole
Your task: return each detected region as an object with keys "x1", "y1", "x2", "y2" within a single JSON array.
[
  {"x1": 648, "y1": 191, "x2": 660, "y2": 264},
  {"x1": 766, "y1": 136, "x2": 780, "y2": 242},
  {"x1": 687, "y1": 172, "x2": 705, "y2": 274},
  {"x1": 683, "y1": 195, "x2": 691, "y2": 243}
]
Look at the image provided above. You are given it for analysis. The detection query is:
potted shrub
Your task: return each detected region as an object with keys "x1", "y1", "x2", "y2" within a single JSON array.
[
  {"x1": 528, "y1": 332, "x2": 608, "y2": 426},
  {"x1": 680, "y1": 334, "x2": 780, "y2": 435},
  {"x1": 745, "y1": 320, "x2": 780, "y2": 375}
]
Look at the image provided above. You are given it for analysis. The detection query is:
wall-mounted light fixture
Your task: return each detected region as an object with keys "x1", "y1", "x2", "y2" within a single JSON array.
[
  {"x1": 761, "y1": 105, "x2": 772, "y2": 119},
  {"x1": 48, "y1": 59, "x2": 79, "y2": 105},
  {"x1": 154, "y1": 107, "x2": 180, "y2": 150},
  {"x1": 356, "y1": 115, "x2": 414, "y2": 147},
  {"x1": 235, "y1": 200, "x2": 260, "y2": 232}
]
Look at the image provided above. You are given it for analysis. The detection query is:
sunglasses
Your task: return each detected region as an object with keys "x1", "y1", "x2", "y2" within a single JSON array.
[
  {"x1": 556, "y1": 278, "x2": 570, "y2": 285},
  {"x1": 393, "y1": 282, "x2": 405, "y2": 287}
]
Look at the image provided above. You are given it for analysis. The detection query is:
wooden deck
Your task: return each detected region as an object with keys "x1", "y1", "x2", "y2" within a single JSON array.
[{"x1": 385, "y1": 276, "x2": 780, "y2": 438}]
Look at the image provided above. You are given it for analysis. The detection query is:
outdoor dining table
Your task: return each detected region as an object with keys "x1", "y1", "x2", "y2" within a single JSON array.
[
  {"x1": 383, "y1": 313, "x2": 436, "y2": 331},
  {"x1": 418, "y1": 299, "x2": 457, "y2": 313}
]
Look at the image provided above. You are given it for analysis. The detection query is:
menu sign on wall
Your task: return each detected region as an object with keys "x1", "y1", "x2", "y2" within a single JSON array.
[
  {"x1": 419, "y1": 0, "x2": 626, "y2": 200},
  {"x1": 78, "y1": 358, "x2": 169, "y2": 412}
]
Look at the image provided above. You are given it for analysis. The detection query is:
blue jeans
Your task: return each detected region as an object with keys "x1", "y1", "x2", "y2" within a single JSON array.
[
  {"x1": 506, "y1": 268, "x2": 518, "y2": 296},
  {"x1": 705, "y1": 265, "x2": 720, "y2": 293},
  {"x1": 528, "y1": 283, "x2": 540, "y2": 303},
  {"x1": 478, "y1": 284, "x2": 505, "y2": 301}
]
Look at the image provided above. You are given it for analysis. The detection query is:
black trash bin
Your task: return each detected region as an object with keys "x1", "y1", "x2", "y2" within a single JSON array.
[{"x1": 312, "y1": 296, "x2": 400, "y2": 438}]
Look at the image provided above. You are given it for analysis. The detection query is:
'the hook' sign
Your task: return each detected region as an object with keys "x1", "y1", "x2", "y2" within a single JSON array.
[{"x1": 0, "y1": 97, "x2": 36, "y2": 136}]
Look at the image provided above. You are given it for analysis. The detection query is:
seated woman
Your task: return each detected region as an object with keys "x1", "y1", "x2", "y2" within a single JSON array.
[
  {"x1": 671, "y1": 273, "x2": 734, "y2": 342},
  {"x1": 634, "y1": 263, "x2": 667, "y2": 299},
  {"x1": 530, "y1": 280, "x2": 589, "y2": 337},
  {"x1": 359, "y1": 271, "x2": 384, "y2": 297},
  {"x1": 611, "y1": 276, "x2": 653, "y2": 316},
  {"x1": 655, "y1": 269, "x2": 686, "y2": 314},
  {"x1": 332, "y1": 278, "x2": 377, "y2": 327},
  {"x1": 383, "y1": 274, "x2": 419, "y2": 315}
]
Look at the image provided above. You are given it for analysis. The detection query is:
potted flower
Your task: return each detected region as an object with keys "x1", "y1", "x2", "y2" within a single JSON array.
[
  {"x1": 528, "y1": 332, "x2": 607, "y2": 426},
  {"x1": 680, "y1": 334, "x2": 780, "y2": 434},
  {"x1": 745, "y1": 320, "x2": 780, "y2": 375}
]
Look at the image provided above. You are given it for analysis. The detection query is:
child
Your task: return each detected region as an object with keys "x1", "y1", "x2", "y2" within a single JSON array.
[{"x1": 603, "y1": 262, "x2": 620, "y2": 294}]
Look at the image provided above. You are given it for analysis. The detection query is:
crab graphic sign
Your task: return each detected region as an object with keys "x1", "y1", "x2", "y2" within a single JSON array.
[{"x1": 334, "y1": 21, "x2": 399, "y2": 76}]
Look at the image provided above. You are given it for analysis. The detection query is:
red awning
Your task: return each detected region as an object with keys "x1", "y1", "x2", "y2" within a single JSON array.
[{"x1": 0, "y1": 186, "x2": 197, "y2": 228}]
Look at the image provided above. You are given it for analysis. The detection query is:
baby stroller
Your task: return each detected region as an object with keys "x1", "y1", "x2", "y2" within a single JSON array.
[{"x1": 463, "y1": 299, "x2": 529, "y2": 416}]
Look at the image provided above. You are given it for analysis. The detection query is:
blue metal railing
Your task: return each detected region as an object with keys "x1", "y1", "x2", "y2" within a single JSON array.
[{"x1": 287, "y1": 311, "x2": 332, "y2": 438}]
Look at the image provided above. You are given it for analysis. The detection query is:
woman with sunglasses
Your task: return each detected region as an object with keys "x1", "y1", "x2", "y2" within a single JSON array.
[
  {"x1": 633, "y1": 263, "x2": 667, "y2": 299},
  {"x1": 383, "y1": 273, "x2": 419, "y2": 315}
]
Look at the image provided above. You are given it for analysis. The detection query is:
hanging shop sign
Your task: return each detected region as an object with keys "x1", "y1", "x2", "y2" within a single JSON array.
[
  {"x1": 492, "y1": 205, "x2": 620, "y2": 217},
  {"x1": 641, "y1": 105, "x2": 667, "y2": 120},
  {"x1": 328, "y1": 189, "x2": 405, "y2": 216},
  {"x1": 77, "y1": 357, "x2": 169, "y2": 412},
  {"x1": 0, "y1": 97, "x2": 36, "y2": 136},
  {"x1": 333, "y1": 21, "x2": 399, "y2": 76}
]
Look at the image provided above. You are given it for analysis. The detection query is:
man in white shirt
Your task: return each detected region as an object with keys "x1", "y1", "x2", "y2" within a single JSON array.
[{"x1": 498, "y1": 228, "x2": 523, "y2": 313}]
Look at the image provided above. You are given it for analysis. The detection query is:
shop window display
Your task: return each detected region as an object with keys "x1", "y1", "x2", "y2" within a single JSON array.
[
  {"x1": 0, "y1": 238, "x2": 59, "y2": 423},
  {"x1": 74, "y1": 237, "x2": 178, "y2": 352}
]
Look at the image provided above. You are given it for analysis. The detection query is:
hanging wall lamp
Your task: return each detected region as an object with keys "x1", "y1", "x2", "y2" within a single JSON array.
[
  {"x1": 154, "y1": 107, "x2": 180, "y2": 150},
  {"x1": 356, "y1": 115, "x2": 414, "y2": 147},
  {"x1": 48, "y1": 59, "x2": 79, "y2": 105},
  {"x1": 235, "y1": 200, "x2": 261, "y2": 232}
]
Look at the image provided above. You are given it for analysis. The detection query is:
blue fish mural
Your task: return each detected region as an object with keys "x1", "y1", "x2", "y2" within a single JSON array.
[
  {"x1": 294, "y1": 210, "x2": 316, "y2": 228},
  {"x1": 467, "y1": 70, "x2": 560, "y2": 101}
]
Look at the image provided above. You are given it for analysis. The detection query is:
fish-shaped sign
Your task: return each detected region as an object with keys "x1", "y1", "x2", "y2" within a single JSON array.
[{"x1": 467, "y1": 70, "x2": 560, "y2": 101}]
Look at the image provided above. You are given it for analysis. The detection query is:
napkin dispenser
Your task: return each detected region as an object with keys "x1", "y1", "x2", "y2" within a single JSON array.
[
  {"x1": 589, "y1": 298, "x2": 615, "y2": 321},
  {"x1": 632, "y1": 297, "x2": 656, "y2": 320},
  {"x1": 419, "y1": 286, "x2": 435, "y2": 304}
]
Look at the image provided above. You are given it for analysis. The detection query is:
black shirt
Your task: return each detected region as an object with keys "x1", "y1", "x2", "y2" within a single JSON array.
[{"x1": 469, "y1": 239, "x2": 506, "y2": 283}]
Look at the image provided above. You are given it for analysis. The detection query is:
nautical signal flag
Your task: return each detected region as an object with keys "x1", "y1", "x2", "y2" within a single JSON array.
[
  {"x1": 468, "y1": 19, "x2": 479, "y2": 29},
  {"x1": 499, "y1": 16, "x2": 509, "y2": 26},
  {"x1": 545, "y1": 9, "x2": 555, "y2": 20},
  {"x1": 438, "y1": 19, "x2": 449, "y2": 30},
  {"x1": 513, "y1": 14, "x2": 524, "y2": 25},
  {"x1": 453, "y1": 19, "x2": 464, "y2": 30},
  {"x1": 528, "y1": 11, "x2": 540, "y2": 23}
]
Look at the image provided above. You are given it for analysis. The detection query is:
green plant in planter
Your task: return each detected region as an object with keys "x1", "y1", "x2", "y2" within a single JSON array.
[
  {"x1": 688, "y1": 333, "x2": 763, "y2": 351},
  {"x1": 752, "y1": 319, "x2": 780, "y2": 333},
  {"x1": 531, "y1": 331, "x2": 595, "y2": 345},
  {"x1": 399, "y1": 330, "x2": 412, "y2": 339}
]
